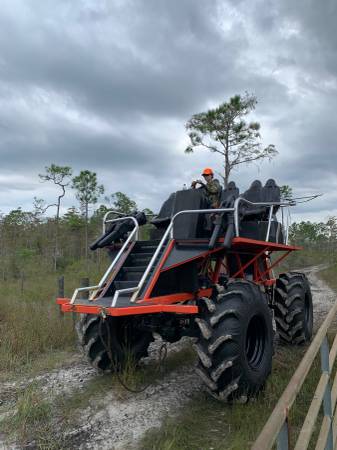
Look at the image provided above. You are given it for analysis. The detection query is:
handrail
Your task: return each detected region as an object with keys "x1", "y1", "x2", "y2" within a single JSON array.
[
  {"x1": 70, "y1": 216, "x2": 139, "y2": 304},
  {"x1": 233, "y1": 197, "x2": 293, "y2": 240},
  {"x1": 252, "y1": 300, "x2": 337, "y2": 450},
  {"x1": 103, "y1": 210, "x2": 131, "y2": 233}
]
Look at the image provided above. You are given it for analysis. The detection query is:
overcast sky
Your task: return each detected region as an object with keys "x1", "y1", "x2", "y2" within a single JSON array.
[{"x1": 0, "y1": 0, "x2": 336, "y2": 222}]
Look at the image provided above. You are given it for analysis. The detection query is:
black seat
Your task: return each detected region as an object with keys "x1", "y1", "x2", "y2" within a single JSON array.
[
  {"x1": 151, "y1": 189, "x2": 210, "y2": 239},
  {"x1": 220, "y1": 181, "x2": 239, "y2": 208},
  {"x1": 262, "y1": 179, "x2": 281, "y2": 217},
  {"x1": 239, "y1": 179, "x2": 284, "y2": 243},
  {"x1": 240, "y1": 180, "x2": 267, "y2": 220}
]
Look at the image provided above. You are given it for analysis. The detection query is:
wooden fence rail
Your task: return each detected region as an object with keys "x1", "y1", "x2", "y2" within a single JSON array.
[{"x1": 253, "y1": 301, "x2": 337, "y2": 450}]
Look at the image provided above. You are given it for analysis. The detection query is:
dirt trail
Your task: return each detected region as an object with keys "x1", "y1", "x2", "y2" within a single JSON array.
[
  {"x1": 0, "y1": 265, "x2": 336, "y2": 450},
  {"x1": 66, "y1": 362, "x2": 201, "y2": 450},
  {"x1": 299, "y1": 264, "x2": 335, "y2": 327}
]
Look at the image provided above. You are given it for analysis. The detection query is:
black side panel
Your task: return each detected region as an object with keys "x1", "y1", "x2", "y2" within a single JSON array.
[
  {"x1": 240, "y1": 221, "x2": 284, "y2": 243},
  {"x1": 162, "y1": 243, "x2": 224, "y2": 270},
  {"x1": 151, "y1": 261, "x2": 199, "y2": 297},
  {"x1": 173, "y1": 189, "x2": 210, "y2": 239},
  {"x1": 151, "y1": 193, "x2": 176, "y2": 229}
]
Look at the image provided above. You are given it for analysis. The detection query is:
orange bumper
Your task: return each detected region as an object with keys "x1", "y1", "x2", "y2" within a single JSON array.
[{"x1": 56, "y1": 297, "x2": 201, "y2": 316}]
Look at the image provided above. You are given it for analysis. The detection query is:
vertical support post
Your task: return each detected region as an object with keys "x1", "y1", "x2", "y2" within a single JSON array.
[
  {"x1": 58, "y1": 275, "x2": 64, "y2": 317},
  {"x1": 277, "y1": 419, "x2": 289, "y2": 450},
  {"x1": 320, "y1": 336, "x2": 333, "y2": 450},
  {"x1": 20, "y1": 270, "x2": 25, "y2": 295},
  {"x1": 266, "y1": 206, "x2": 274, "y2": 242},
  {"x1": 58, "y1": 275, "x2": 65, "y2": 297}
]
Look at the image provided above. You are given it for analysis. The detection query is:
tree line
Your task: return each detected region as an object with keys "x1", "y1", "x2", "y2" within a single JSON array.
[
  {"x1": 0, "y1": 165, "x2": 333, "y2": 280},
  {"x1": 0, "y1": 165, "x2": 146, "y2": 278},
  {"x1": 289, "y1": 217, "x2": 337, "y2": 250}
]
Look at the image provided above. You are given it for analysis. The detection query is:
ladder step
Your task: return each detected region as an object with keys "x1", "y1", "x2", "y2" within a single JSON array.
[
  {"x1": 123, "y1": 266, "x2": 147, "y2": 272},
  {"x1": 122, "y1": 272, "x2": 143, "y2": 282},
  {"x1": 131, "y1": 252, "x2": 154, "y2": 258},
  {"x1": 137, "y1": 240, "x2": 161, "y2": 246},
  {"x1": 133, "y1": 245, "x2": 158, "y2": 253},
  {"x1": 130, "y1": 257, "x2": 152, "y2": 266},
  {"x1": 114, "y1": 281, "x2": 137, "y2": 290}
]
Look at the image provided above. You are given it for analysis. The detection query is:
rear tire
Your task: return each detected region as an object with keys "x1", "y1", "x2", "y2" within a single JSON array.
[
  {"x1": 195, "y1": 280, "x2": 273, "y2": 402},
  {"x1": 76, "y1": 315, "x2": 153, "y2": 371},
  {"x1": 274, "y1": 272, "x2": 313, "y2": 345}
]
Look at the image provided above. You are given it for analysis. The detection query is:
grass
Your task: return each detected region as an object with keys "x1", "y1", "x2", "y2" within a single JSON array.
[
  {"x1": 0, "y1": 247, "x2": 116, "y2": 376},
  {"x1": 276, "y1": 248, "x2": 333, "y2": 273},
  {"x1": 0, "y1": 259, "x2": 104, "y2": 376},
  {"x1": 0, "y1": 295, "x2": 75, "y2": 373},
  {"x1": 1, "y1": 383, "x2": 60, "y2": 449},
  {"x1": 0, "y1": 272, "x2": 76, "y2": 375}
]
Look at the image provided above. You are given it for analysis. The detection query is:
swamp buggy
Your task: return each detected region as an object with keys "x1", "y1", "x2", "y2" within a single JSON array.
[{"x1": 57, "y1": 179, "x2": 313, "y2": 401}]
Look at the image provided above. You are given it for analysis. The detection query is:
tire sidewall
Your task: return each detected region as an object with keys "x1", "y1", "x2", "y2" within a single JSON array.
[
  {"x1": 301, "y1": 277, "x2": 313, "y2": 340},
  {"x1": 239, "y1": 299, "x2": 273, "y2": 388}
]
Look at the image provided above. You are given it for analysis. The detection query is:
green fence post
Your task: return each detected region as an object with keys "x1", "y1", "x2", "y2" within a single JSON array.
[{"x1": 58, "y1": 275, "x2": 64, "y2": 317}]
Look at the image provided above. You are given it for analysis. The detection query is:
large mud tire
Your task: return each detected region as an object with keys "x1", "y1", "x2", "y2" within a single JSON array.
[
  {"x1": 76, "y1": 315, "x2": 153, "y2": 371},
  {"x1": 195, "y1": 280, "x2": 273, "y2": 402},
  {"x1": 274, "y1": 272, "x2": 313, "y2": 345}
]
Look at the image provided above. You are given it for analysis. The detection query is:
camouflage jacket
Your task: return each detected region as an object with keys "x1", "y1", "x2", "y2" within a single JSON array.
[{"x1": 204, "y1": 178, "x2": 221, "y2": 206}]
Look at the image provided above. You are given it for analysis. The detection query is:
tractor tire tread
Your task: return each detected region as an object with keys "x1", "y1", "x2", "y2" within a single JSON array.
[
  {"x1": 195, "y1": 279, "x2": 273, "y2": 402},
  {"x1": 274, "y1": 272, "x2": 313, "y2": 345}
]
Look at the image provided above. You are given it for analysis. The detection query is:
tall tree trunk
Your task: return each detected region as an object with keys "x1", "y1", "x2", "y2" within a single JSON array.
[
  {"x1": 224, "y1": 138, "x2": 230, "y2": 188},
  {"x1": 54, "y1": 185, "x2": 65, "y2": 271},
  {"x1": 85, "y1": 203, "x2": 88, "y2": 263},
  {"x1": 54, "y1": 199, "x2": 60, "y2": 271}
]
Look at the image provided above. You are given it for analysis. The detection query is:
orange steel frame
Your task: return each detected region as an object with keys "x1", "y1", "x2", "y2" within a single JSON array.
[{"x1": 57, "y1": 237, "x2": 301, "y2": 317}]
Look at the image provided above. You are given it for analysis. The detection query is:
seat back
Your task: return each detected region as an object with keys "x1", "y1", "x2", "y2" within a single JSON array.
[
  {"x1": 240, "y1": 180, "x2": 267, "y2": 220},
  {"x1": 242, "y1": 180, "x2": 263, "y2": 203},
  {"x1": 220, "y1": 181, "x2": 239, "y2": 208},
  {"x1": 262, "y1": 179, "x2": 281, "y2": 214},
  {"x1": 173, "y1": 189, "x2": 210, "y2": 239}
]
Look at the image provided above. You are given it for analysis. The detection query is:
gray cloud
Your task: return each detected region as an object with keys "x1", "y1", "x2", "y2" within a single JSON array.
[{"x1": 0, "y1": 0, "x2": 337, "y2": 221}]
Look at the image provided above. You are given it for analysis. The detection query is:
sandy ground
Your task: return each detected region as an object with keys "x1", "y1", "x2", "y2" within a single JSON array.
[
  {"x1": 0, "y1": 264, "x2": 335, "y2": 450},
  {"x1": 301, "y1": 264, "x2": 336, "y2": 328}
]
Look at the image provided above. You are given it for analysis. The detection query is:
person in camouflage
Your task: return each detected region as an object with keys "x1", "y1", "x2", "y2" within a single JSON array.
[{"x1": 191, "y1": 168, "x2": 221, "y2": 207}]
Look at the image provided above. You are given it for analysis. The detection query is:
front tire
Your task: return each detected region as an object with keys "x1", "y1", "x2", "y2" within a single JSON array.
[
  {"x1": 76, "y1": 315, "x2": 153, "y2": 371},
  {"x1": 274, "y1": 272, "x2": 313, "y2": 345},
  {"x1": 195, "y1": 280, "x2": 273, "y2": 402}
]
